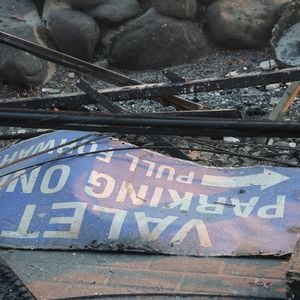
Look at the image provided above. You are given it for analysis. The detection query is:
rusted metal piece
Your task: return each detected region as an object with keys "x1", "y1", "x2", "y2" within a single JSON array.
[
  {"x1": 287, "y1": 238, "x2": 300, "y2": 300},
  {"x1": 269, "y1": 81, "x2": 300, "y2": 121},
  {"x1": 0, "y1": 249, "x2": 289, "y2": 299},
  {"x1": 0, "y1": 30, "x2": 200, "y2": 111}
]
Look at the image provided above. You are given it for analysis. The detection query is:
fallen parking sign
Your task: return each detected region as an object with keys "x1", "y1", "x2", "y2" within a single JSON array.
[{"x1": 0, "y1": 130, "x2": 299, "y2": 256}]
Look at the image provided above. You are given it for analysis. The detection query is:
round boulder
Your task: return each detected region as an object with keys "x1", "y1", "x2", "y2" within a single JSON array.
[
  {"x1": 85, "y1": 0, "x2": 140, "y2": 24},
  {"x1": 109, "y1": 8, "x2": 211, "y2": 70},
  {"x1": 206, "y1": 0, "x2": 290, "y2": 48},
  {"x1": 0, "y1": 0, "x2": 52, "y2": 87},
  {"x1": 46, "y1": 8, "x2": 100, "y2": 60},
  {"x1": 152, "y1": 0, "x2": 198, "y2": 19}
]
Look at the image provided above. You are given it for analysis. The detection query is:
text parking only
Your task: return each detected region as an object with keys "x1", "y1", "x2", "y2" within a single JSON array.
[{"x1": 0, "y1": 130, "x2": 299, "y2": 256}]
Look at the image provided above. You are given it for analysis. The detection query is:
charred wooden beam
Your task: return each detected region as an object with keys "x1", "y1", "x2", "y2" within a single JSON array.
[
  {"x1": 0, "y1": 92, "x2": 89, "y2": 109},
  {"x1": 77, "y1": 79, "x2": 125, "y2": 113},
  {"x1": 162, "y1": 70, "x2": 186, "y2": 83},
  {"x1": 0, "y1": 30, "x2": 200, "y2": 111},
  {"x1": 0, "y1": 108, "x2": 299, "y2": 137},
  {"x1": 95, "y1": 67, "x2": 300, "y2": 102}
]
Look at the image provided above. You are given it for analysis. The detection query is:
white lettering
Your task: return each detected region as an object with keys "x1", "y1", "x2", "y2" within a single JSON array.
[
  {"x1": 32, "y1": 140, "x2": 55, "y2": 155},
  {"x1": 126, "y1": 154, "x2": 139, "y2": 172},
  {"x1": 166, "y1": 189, "x2": 193, "y2": 212},
  {"x1": 170, "y1": 219, "x2": 212, "y2": 248},
  {"x1": 148, "y1": 187, "x2": 164, "y2": 207},
  {"x1": 40, "y1": 165, "x2": 70, "y2": 194},
  {"x1": 176, "y1": 172, "x2": 195, "y2": 185},
  {"x1": 232, "y1": 197, "x2": 259, "y2": 217},
  {"x1": 143, "y1": 160, "x2": 156, "y2": 177},
  {"x1": 43, "y1": 202, "x2": 87, "y2": 238},
  {"x1": 135, "y1": 212, "x2": 177, "y2": 241},
  {"x1": 85, "y1": 171, "x2": 115, "y2": 199},
  {"x1": 78, "y1": 140, "x2": 98, "y2": 156},
  {"x1": 116, "y1": 182, "x2": 148, "y2": 206},
  {"x1": 96, "y1": 147, "x2": 114, "y2": 163},
  {"x1": 257, "y1": 195, "x2": 285, "y2": 219},
  {"x1": 6, "y1": 167, "x2": 41, "y2": 193},
  {"x1": 18, "y1": 145, "x2": 35, "y2": 159},
  {"x1": 0, "y1": 205, "x2": 39, "y2": 238},
  {"x1": 0, "y1": 151, "x2": 18, "y2": 167},
  {"x1": 56, "y1": 139, "x2": 77, "y2": 155},
  {"x1": 197, "y1": 195, "x2": 226, "y2": 214},
  {"x1": 155, "y1": 165, "x2": 175, "y2": 181},
  {"x1": 93, "y1": 205, "x2": 127, "y2": 240}
]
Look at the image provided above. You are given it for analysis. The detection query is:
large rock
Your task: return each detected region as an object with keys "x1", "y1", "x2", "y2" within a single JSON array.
[
  {"x1": 271, "y1": 0, "x2": 300, "y2": 67},
  {"x1": 206, "y1": 0, "x2": 290, "y2": 48},
  {"x1": 66, "y1": 0, "x2": 105, "y2": 8},
  {"x1": 43, "y1": 0, "x2": 71, "y2": 19},
  {"x1": 109, "y1": 9, "x2": 210, "y2": 70},
  {"x1": 85, "y1": 0, "x2": 140, "y2": 24},
  {"x1": 0, "y1": 0, "x2": 53, "y2": 87},
  {"x1": 152, "y1": 0, "x2": 198, "y2": 19},
  {"x1": 46, "y1": 8, "x2": 100, "y2": 60}
]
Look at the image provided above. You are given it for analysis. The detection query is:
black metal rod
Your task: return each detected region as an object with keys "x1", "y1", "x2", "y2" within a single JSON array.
[{"x1": 0, "y1": 108, "x2": 299, "y2": 137}]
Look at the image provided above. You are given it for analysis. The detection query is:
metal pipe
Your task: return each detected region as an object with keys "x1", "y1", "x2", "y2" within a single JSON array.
[{"x1": 0, "y1": 108, "x2": 299, "y2": 137}]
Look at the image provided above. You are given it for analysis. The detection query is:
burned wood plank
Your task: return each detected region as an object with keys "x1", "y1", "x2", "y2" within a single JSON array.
[
  {"x1": 287, "y1": 238, "x2": 300, "y2": 300},
  {"x1": 0, "y1": 30, "x2": 200, "y2": 111},
  {"x1": 0, "y1": 92, "x2": 89, "y2": 109},
  {"x1": 77, "y1": 78, "x2": 126, "y2": 113},
  {"x1": 94, "y1": 67, "x2": 300, "y2": 102},
  {"x1": 162, "y1": 69, "x2": 186, "y2": 82},
  {"x1": 0, "y1": 108, "x2": 300, "y2": 137},
  {"x1": 269, "y1": 81, "x2": 300, "y2": 121}
]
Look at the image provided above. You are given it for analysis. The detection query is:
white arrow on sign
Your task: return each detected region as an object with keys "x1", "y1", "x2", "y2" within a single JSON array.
[{"x1": 201, "y1": 169, "x2": 289, "y2": 190}]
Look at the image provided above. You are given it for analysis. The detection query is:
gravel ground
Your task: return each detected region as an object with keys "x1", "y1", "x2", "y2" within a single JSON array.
[{"x1": 0, "y1": 46, "x2": 299, "y2": 168}]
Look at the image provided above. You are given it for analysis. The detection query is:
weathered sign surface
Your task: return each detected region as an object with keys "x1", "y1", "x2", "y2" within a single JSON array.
[{"x1": 0, "y1": 130, "x2": 299, "y2": 256}]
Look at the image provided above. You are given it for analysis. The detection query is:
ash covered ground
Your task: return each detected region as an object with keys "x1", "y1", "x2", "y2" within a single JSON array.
[{"x1": 0, "y1": 46, "x2": 299, "y2": 168}]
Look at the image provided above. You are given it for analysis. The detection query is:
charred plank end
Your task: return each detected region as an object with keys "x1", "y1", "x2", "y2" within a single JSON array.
[{"x1": 287, "y1": 238, "x2": 300, "y2": 300}]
